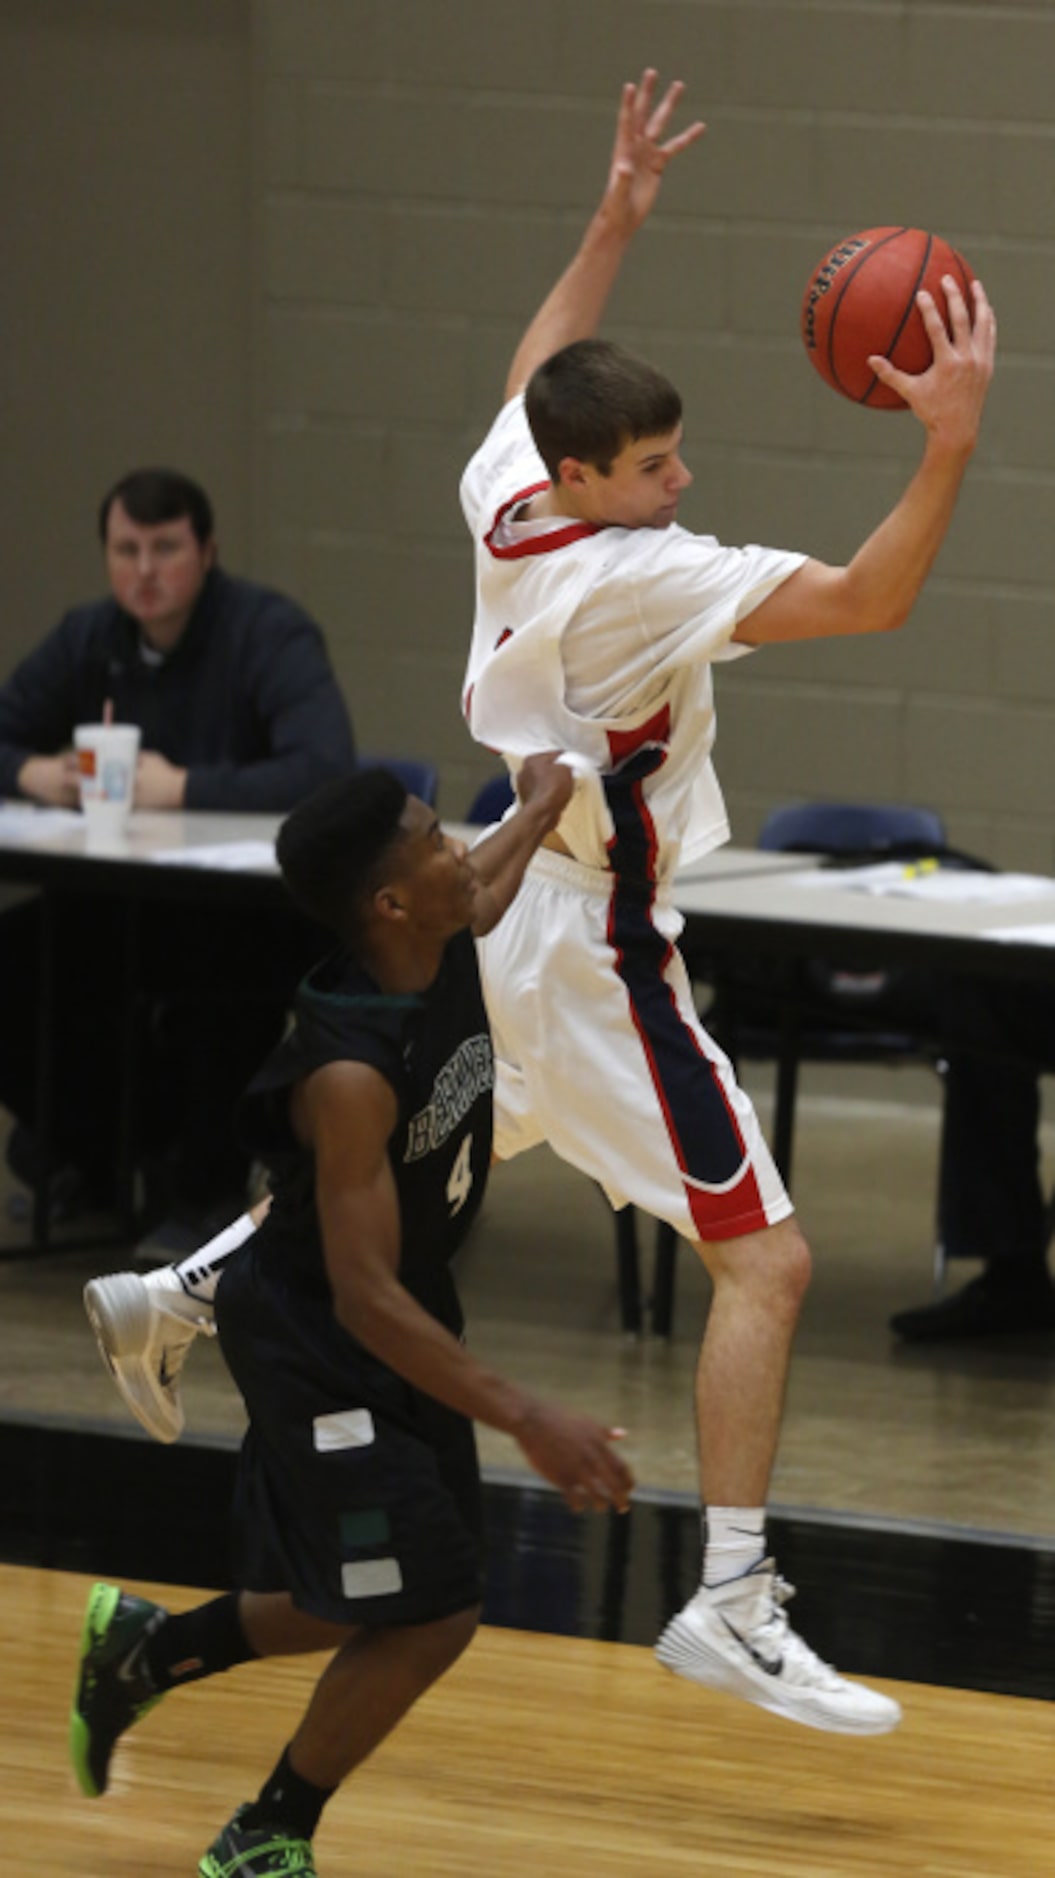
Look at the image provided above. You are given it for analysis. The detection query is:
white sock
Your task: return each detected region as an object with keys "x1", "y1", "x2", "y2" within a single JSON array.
[
  {"x1": 144, "y1": 1210, "x2": 258, "y2": 1308},
  {"x1": 701, "y1": 1507, "x2": 767, "y2": 1588}
]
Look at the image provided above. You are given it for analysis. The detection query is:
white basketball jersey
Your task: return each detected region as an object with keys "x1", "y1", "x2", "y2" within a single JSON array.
[{"x1": 461, "y1": 396, "x2": 805, "y2": 882}]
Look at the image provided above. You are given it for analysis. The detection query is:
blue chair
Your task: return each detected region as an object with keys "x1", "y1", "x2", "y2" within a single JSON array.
[
  {"x1": 361, "y1": 756, "x2": 439, "y2": 806},
  {"x1": 466, "y1": 772, "x2": 515, "y2": 824},
  {"x1": 758, "y1": 799, "x2": 946, "y2": 858}
]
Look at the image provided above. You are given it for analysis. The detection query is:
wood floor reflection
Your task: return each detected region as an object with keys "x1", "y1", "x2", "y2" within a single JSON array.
[{"x1": 9, "y1": 1562, "x2": 1055, "y2": 1876}]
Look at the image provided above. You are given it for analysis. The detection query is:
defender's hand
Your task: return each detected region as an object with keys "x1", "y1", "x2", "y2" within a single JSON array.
[
  {"x1": 514, "y1": 751, "x2": 576, "y2": 825},
  {"x1": 513, "y1": 1400, "x2": 635, "y2": 1513}
]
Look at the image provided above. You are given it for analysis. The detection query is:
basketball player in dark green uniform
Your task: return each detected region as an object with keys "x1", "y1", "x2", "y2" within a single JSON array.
[{"x1": 70, "y1": 755, "x2": 633, "y2": 1878}]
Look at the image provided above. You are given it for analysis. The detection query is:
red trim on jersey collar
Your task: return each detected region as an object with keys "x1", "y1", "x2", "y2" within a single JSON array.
[{"x1": 484, "y1": 482, "x2": 601, "y2": 560}]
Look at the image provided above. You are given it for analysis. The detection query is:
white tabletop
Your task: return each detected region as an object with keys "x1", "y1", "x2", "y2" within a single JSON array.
[
  {"x1": 0, "y1": 805, "x2": 282, "y2": 875},
  {"x1": 6, "y1": 806, "x2": 1053, "y2": 966},
  {"x1": 675, "y1": 861, "x2": 1055, "y2": 944},
  {"x1": 674, "y1": 860, "x2": 1055, "y2": 991}
]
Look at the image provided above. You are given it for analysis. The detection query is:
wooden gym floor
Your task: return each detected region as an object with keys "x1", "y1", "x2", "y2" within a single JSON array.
[{"x1": 7, "y1": 1562, "x2": 1055, "y2": 1875}]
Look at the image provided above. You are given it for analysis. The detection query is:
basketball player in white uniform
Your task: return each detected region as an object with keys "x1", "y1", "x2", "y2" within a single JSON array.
[
  {"x1": 85, "y1": 69, "x2": 994, "y2": 1740},
  {"x1": 457, "y1": 68, "x2": 993, "y2": 1736}
]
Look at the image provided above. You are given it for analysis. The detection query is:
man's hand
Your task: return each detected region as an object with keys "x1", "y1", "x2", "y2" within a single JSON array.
[
  {"x1": 599, "y1": 69, "x2": 706, "y2": 241},
  {"x1": 503, "y1": 70, "x2": 705, "y2": 399},
  {"x1": 17, "y1": 753, "x2": 80, "y2": 807},
  {"x1": 514, "y1": 751, "x2": 576, "y2": 829},
  {"x1": 869, "y1": 276, "x2": 997, "y2": 458},
  {"x1": 512, "y1": 1399, "x2": 634, "y2": 1514},
  {"x1": 134, "y1": 750, "x2": 188, "y2": 809}
]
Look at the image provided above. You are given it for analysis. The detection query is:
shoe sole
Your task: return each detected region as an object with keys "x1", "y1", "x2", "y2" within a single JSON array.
[
  {"x1": 655, "y1": 1616, "x2": 902, "y2": 1736},
  {"x1": 83, "y1": 1275, "x2": 184, "y2": 1444},
  {"x1": 84, "y1": 1274, "x2": 153, "y2": 1361},
  {"x1": 69, "y1": 1582, "x2": 121, "y2": 1797}
]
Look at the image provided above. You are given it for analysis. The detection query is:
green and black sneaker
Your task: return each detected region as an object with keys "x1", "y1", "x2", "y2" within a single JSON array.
[
  {"x1": 70, "y1": 1580, "x2": 167, "y2": 1797},
  {"x1": 198, "y1": 1805, "x2": 317, "y2": 1876}
]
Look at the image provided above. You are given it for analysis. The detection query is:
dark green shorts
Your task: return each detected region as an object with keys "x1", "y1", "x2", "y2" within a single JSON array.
[{"x1": 216, "y1": 1251, "x2": 484, "y2": 1627}]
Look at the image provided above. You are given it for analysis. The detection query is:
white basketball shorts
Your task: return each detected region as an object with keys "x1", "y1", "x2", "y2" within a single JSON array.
[{"x1": 476, "y1": 847, "x2": 793, "y2": 1245}]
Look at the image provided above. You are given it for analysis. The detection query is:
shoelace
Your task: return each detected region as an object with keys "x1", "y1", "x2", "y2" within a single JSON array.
[
  {"x1": 255, "y1": 1838, "x2": 314, "y2": 1876},
  {"x1": 158, "y1": 1302, "x2": 217, "y2": 1340}
]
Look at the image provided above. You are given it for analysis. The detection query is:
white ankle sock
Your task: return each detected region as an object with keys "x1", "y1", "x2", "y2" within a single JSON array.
[
  {"x1": 145, "y1": 1210, "x2": 258, "y2": 1307},
  {"x1": 701, "y1": 1506, "x2": 766, "y2": 1587}
]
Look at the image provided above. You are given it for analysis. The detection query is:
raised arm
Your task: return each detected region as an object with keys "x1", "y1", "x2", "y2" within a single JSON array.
[
  {"x1": 735, "y1": 273, "x2": 997, "y2": 647},
  {"x1": 504, "y1": 70, "x2": 705, "y2": 400}
]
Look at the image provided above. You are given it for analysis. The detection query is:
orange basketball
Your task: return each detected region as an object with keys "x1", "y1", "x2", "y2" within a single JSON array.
[{"x1": 801, "y1": 226, "x2": 976, "y2": 410}]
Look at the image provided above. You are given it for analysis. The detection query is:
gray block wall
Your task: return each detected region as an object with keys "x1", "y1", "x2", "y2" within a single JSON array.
[
  {"x1": 3, "y1": 1, "x2": 1053, "y2": 862},
  {"x1": 253, "y1": 0, "x2": 1055, "y2": 858}
]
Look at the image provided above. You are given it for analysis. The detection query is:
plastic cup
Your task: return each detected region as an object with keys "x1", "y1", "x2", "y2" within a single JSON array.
[{"x1": 74, "y1": 723, "x2": 141, "y2": 831}]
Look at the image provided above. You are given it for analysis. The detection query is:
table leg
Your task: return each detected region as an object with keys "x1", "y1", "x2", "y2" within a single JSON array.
[
  {"x1": 31, "y1": 888, "x2": 58, "y2": 1250},
  {"x1": 772, "y1": 998, "x2": 801, "y2": 1185},
  {"x1": 614, "y1": 1202, "x2": 643, "y2": 1335},
  {"x1": 114, "y1": 897, "x2": 141, "y2": 1234}
]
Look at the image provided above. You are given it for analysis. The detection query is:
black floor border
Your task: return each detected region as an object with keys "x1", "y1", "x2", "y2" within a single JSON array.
[{"x1": 5, "y1": 1417, "x2": 1055, "y2": 1702}]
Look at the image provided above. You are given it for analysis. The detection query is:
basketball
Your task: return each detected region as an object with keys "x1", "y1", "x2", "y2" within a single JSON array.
[{"x1": 800, "y1": 226, "x2": 976, "y2": 410}]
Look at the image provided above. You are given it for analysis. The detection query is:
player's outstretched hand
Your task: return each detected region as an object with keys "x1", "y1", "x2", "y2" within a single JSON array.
[
  {"x1": 868, "y1": 276, "x2": 997, "y2": 456},
  {"x1": 600, "y1": 68, "x2": 706, "y2": 238},
  {"x1": 514, "y1": 750, "x2": 576, "y2": 825},
  {"x1": 513, "y1": 1399, "x2": 635, "y2": 1513}
]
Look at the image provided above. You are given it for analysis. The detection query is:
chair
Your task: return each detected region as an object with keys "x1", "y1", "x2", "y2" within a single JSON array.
[
  {"x1": 757, "y1": 800, "x2": 946, "y2": 859},
  {"x1": 360, "y1": 755, "x2": 439, "y2": 806},
  {"x1": 466, "y1": 772, "x2": 514, "y2": 824}
]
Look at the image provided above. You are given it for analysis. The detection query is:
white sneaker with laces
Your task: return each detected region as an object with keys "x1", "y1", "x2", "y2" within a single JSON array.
[
  {"x1": 655, "y1": 1557, "x2": 902, "y2": 1736},
  {"x1": 83, "y1": 1269, "x2": 215, "y2": 1446}
]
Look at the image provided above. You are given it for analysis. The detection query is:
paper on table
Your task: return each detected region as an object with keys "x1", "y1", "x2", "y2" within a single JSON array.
[
  {"x1": 149, "y1": 841, "x2": 278, "y2": 872},
  {"x1": 0, "y1": 804, "x2": 84, "y2": 839},
  {"x1": 788, "y1": 862, "x2": 1055, "y2": 905},
  {"x1": 982, "y1": 923, "x2": 1055, "y2": 947}
]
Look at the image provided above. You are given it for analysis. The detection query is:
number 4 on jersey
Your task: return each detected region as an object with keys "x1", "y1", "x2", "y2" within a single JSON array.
[{"x1": 446, "y1": 1135, "x2": 475, "y2": 1216}]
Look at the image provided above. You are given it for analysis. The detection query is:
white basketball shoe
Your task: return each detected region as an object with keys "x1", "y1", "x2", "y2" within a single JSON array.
[
  {"x1": 655, "y1": 1556, "x2": 902, "y2": 1735},
  {"x1": 83, "y1": 1268, "x2": 215, "y2": 1446}
]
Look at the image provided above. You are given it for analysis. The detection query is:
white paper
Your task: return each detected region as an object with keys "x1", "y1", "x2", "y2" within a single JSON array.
[
  {"x1": 788, "y1": 862, "x2": 1055, "y2": 905},
  {"x1": 149, "y1": 840, "x2": 278, "y2": 873},
  {"x1": 0, "y1": 805, "x2": 85, "y2": 840},
  {"x1": 982, "y1": 923, "x2": 1055, "y2": 948}
]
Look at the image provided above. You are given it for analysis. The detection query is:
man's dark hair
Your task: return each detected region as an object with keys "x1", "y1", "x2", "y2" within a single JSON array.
[
  {"x1": 276, "y1": 768, "x2": 410, "y2": 938},
  {"x1": 98, "y1": 468, "x2": 215, "y2": 546},
  {"x1": 525, "y1": 338, "x2": 682, "y2": 480}
]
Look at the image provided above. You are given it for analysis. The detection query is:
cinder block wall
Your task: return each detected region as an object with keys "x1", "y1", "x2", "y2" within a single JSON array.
[{"x1": 253, "y1": 1, "x2": 1055, "y2": 856}]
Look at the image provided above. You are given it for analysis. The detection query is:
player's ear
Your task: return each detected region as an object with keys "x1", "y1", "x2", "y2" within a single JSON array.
[
  {"x1": 373, "y1": 882, "x2": 409, "y2": 923},
  {"x1": 557, "y1": 455, "x2": 590, "y2": 491}
]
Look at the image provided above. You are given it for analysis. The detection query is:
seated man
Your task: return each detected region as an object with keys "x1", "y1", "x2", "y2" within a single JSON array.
[
  {"x1": 891, "y1": 976, "x2": 1055, "y2": 1341},
  {"x1": 0, "y1": 467, "x2": 356, "y2": 1247},
  {"x1": 71, "y1": 757, "x2": 633, "y2": 1877}
]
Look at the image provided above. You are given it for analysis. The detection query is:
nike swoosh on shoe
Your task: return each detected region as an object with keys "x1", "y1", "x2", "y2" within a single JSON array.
[{"x1": 719, "y1": 1614, "x2": 783, "y2": 1676}]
